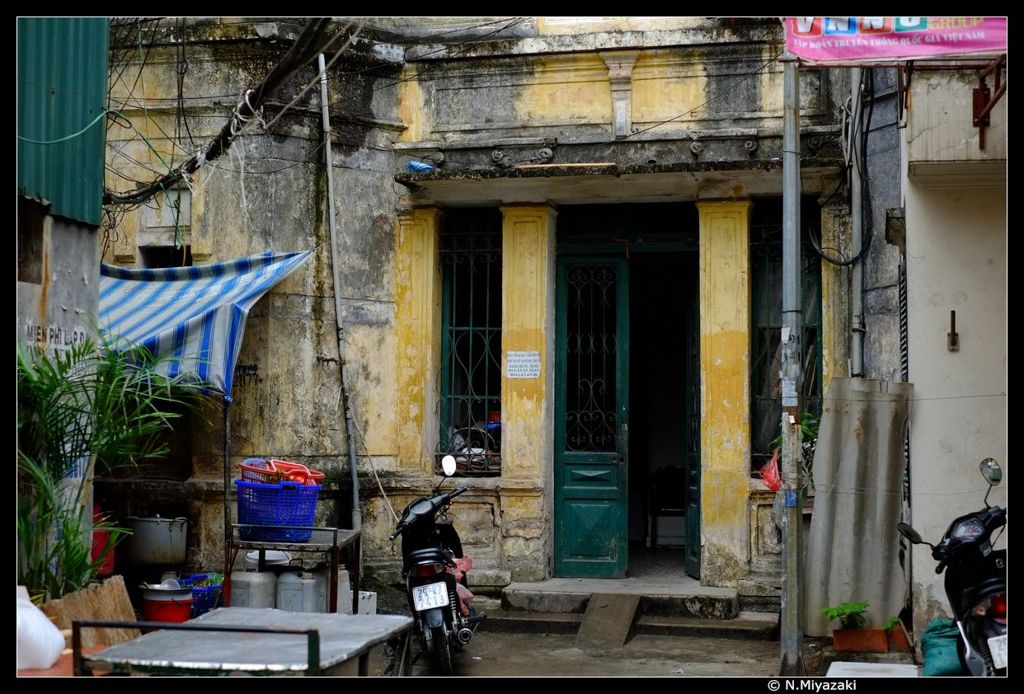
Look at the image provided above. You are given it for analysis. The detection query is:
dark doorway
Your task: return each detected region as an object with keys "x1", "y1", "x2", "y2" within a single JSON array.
[{"x1": 628, "y1": 252, "x2": 698, "y2": 572}]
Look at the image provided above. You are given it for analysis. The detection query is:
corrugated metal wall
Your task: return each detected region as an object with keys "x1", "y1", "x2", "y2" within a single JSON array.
[{"x1": 17, "y1": 17, "x2": 109, "y2": 227}]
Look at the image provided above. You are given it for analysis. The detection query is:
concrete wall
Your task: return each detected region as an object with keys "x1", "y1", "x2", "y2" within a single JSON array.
[
  {"x1": 17, "y1": 212, "x2": 98, "y2": 354},
  {"x1": 905, "y1": 181, "x2": 1006, "y2": 632}
]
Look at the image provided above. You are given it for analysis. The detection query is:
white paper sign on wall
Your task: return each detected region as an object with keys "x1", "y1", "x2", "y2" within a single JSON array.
[{"x1": 506, "y1": 351, "x2": 541, "y2": 379}]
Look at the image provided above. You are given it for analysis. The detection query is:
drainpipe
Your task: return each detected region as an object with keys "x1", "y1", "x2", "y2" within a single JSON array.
[
  {"x1": 319, "y1": 53, "x2": 361, "y2": 531},
  {"x1": 779, "y1": 54, "x2": 805, "y2": 675},
  {"x1": 849, "y1": 68, "x2": 866, "y2": 377}
]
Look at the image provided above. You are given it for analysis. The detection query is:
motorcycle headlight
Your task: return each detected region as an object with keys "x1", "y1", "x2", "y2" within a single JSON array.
[{"x1": 952, "y1": 519, "x2": 986, "y2": 539}]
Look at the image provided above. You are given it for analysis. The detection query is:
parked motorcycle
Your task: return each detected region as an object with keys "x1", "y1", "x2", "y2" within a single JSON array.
[
  {"x1": 389, "y1": 455, "x2": 484, "y2": 674},
  {"x1": 897, "y1": 458, "x2": 1007, "y2": 676}
]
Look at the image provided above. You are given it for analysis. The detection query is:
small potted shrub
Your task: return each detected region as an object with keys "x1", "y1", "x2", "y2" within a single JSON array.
[
  {"x1": 821, "y1": 601, "x2": 888, "y2": 653},
  {"x1": 884, "y1": 615, "x2": 913, "y2": 652}
]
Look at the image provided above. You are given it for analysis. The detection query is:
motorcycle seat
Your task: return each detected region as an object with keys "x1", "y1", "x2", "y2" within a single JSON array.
[{"x1": 405, "y1": 547, "x2": 448, "y2": 566}]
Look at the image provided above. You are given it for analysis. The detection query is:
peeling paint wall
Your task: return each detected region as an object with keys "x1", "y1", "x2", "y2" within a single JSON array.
[
  {"x1": 101, "y1": 20, "x2": 403, "y2": 572},
  {"x1": 96, "y1": 19, "x2": 887, "y2": 589}
]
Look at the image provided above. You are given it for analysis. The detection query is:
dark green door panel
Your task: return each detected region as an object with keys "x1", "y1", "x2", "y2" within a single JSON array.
[{"x1": 555, "y1": 259, "x2": 629, "y2": 578}]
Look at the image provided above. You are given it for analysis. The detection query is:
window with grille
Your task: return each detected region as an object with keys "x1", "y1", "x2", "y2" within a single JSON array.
[
  {"x1": 437, "y1": 209, "x2": 503, "y2": 476},
  {"x1": 749, "y1": 198, "x2": 823, "y2": 480}
]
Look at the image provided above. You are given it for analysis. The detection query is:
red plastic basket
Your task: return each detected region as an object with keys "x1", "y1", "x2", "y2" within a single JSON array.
[
  {"x1": 268, "y1": 459, "x2": 325, "y2": 486},
  {"x1": 238, "y1": 458, "x2": 280, "y2": 484}
]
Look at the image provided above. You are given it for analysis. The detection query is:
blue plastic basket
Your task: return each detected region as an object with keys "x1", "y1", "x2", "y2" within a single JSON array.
[
  {"x1": 235, "y1": 479, "x2": 320, "y2": 542},
  {"x1": 181, "y1": 574, "x2": 222, "y2": 617}
]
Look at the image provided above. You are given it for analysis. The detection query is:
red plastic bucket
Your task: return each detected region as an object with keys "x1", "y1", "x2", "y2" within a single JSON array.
[
  {"x1": 90, "y1": 505, "x2": 116, "y2": 577},
  {"x1": 141, "y1": 596, "x2": 193, "y2": 632}
]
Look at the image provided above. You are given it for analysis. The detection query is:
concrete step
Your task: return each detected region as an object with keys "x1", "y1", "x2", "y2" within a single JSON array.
[
  {"x1": 480, "y1": 608, "x2": 778, "y2": 641},
  {"x1": 502, "y1": 578, "x2": 739, "y2": 619}
]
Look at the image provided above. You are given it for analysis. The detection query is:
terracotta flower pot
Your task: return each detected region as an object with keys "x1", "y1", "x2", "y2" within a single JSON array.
[
  {"x1": 888, "y1": 626, "x2": 913, "y2": 652},
  {"x1": 832, "y1": 628, "x2": 889, "y2": 653}
]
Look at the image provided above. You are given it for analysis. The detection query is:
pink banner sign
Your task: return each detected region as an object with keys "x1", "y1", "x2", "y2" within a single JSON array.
[{"x1": 785, "y1": 17, "x2": 1006, "y2": 63}]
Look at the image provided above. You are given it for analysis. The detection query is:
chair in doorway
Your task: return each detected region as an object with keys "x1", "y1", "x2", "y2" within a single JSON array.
[{"x1": 647, "y1": 465, "x2": 686, "y2": 548}]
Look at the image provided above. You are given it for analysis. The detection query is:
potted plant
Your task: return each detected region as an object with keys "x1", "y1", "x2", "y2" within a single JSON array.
[
  {"x1": 821, "y1": 601, "x2": 889, "y2": 653},
  {"x1": 884, "y1": 615, "x2": 913, "y2": 652}
]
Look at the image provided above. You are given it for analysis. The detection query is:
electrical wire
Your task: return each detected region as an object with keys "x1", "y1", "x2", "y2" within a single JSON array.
[
  {"x1": 623, "y1": 50, "x2": 784, "y2": 140},
  {"x1": 325, "y1": 16, "x2": 530, "y2": 111},
  {"x1": 808, "y1": 68, "x2": 876, "y2": 267},
  {"x1": 262, "y1": 22, "x2": 363, "y2": 132}
]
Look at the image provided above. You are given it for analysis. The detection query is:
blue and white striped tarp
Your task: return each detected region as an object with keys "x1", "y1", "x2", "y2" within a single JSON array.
[{"x1": 99, "y1": 250, "x2": 312, "y2": 398}]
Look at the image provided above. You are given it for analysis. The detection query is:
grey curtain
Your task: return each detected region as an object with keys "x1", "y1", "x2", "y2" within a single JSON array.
[{"x1": 802, "y1": 378, "x2": 913, "y2": 636}]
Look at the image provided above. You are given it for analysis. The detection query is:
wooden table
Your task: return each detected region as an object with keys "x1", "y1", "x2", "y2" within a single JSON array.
[{"x1": 73, "y1": 607, "x2": 413, "y2": 676}]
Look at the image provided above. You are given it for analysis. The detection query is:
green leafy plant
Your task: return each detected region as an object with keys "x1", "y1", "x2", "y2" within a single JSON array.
[
  {"x1": 821, "y1": 601, "x2": 870, "y2": 629},
  {"x1": 17, "y1": 338, "x2": 207, "y2": 603},
  {"x1": 883, "y1": 615, "x2": 901, "y2": 631}
]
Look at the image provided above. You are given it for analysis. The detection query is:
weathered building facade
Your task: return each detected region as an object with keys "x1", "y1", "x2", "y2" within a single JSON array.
[
  {"x1": 99, "y1": 17, "x2": 910, "y2": 593},
  {"x1": 902, "y1": 62, "x2": 1006, "y2": 633}
]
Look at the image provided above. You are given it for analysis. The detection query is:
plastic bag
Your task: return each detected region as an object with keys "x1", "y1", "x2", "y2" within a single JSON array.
[
  {"x1": 760, "y1": 450, "x2": 782, "y2": 492},
  {"x1": 16, "y1": 597, "x2": 65, "y2": 670},
  {"x1": 920, "y1": 618, "x2": 966, "y2": 676}
]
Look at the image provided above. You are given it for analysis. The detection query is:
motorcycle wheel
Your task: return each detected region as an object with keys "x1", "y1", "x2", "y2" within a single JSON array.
[{"x1": 430, "y1": 624, "x2": 454, "y2": 675}]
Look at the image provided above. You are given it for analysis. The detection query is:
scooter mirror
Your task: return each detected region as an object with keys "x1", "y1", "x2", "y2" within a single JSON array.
[
  {"x1": 441, "y1": 454, "x2": 457, "y2": 477},
  {"x1": 979, "y1": 458, "x2": 1002, "y2": 486},
  {"x1": 897, "y1": 522, "x2": 923, "y2": 544}
]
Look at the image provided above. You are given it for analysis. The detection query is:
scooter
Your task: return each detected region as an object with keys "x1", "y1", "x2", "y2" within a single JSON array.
[
  {"x1": 897, "y1": 458, "x2": 1007, "y2": 676},
  {"x1": 389, "y1": 455, "x2": 484, "y2": 674}
]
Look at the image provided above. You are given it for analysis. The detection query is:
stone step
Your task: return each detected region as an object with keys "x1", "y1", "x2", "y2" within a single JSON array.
[{"x1": 502, "y1": 579, "x2": 739, "y2": 619}]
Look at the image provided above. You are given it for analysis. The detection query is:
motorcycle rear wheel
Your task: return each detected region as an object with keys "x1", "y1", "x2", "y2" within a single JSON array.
[{"x1": 430, "y1": 624, "x2": 454, "y2": 675}]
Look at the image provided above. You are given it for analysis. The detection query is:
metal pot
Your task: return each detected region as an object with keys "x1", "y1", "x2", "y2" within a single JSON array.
[{"x1": 122, "y1": 516, "x2": 188, "y2": 566}]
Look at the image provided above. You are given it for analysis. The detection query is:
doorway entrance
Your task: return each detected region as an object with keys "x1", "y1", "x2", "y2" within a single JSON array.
[{"x1": 553, "y1": 204, "x2": 701, "y2": 579}]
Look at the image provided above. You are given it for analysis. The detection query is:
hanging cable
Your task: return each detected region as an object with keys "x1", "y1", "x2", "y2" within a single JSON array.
[{"x1": 808, "y1": 68, "x2": 876, "y2": 267}]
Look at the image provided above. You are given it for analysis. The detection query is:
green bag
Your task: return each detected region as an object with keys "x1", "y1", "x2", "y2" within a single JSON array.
[{"x1": 920, "y1": 618, "x2": 965, "y2": 676}]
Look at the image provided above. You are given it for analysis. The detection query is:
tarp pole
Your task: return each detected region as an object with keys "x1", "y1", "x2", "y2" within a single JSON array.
[
  {"x1": 780, "y1": 53, "x2": 805, "y2": 675},
  {"x1": 319, "y1": 53, "x2": 361, "y2": 531},
  {"x1": 223, "y1": 398, "x2": 232, "y2": 599}
]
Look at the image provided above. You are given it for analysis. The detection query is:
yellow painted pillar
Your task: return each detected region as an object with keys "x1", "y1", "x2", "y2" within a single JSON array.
[
  {"x1": 697, "y1": 199, "x2": 752, "y2": 586},
  {"x1": 819, "y1": 194, "x2": 851, "y2": 394},
  {"x1": 499, "y1": 205, "x2": 556, "y2": 482},
  {"x1": 394, "y1": 207, "x2": 443, "y2": 473}
]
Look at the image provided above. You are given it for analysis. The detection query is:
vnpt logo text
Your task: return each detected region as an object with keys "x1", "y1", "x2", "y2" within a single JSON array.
[{"x1": 792, "y1": 18, "x2": 931, "y2": 36}]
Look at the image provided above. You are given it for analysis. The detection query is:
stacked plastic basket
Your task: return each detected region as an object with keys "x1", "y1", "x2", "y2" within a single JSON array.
[
  {"x1": 235, "y1": 458, "x2": 322, "y2": 542},
  {"x1": 181, "y1": 573, "x2": 223, "y2": 618}
]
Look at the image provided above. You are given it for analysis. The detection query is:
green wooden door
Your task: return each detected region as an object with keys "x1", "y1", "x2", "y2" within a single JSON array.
[{"x1": 555, "y1": 258, "x2": 629, "y2": 578}]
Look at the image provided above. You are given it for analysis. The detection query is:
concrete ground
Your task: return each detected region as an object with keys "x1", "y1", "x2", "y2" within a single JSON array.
[{"x1": 368, "y1": 630, "x2": 782, "y2": 677}]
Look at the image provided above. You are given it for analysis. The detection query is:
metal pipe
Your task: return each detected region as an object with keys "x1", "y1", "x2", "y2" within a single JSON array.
[
  {"x1": 319, "y1": 54, "x2": 361, "y2": 530},
  {"x1": 223, "y1": 398, "x2": 231, "y2": 593},
  {"x1": 779, "y1": 54, "x2": 804, "y2": 675},
  {"x1": 850, "y1": 67, "x2": 865, "y2": 377}
]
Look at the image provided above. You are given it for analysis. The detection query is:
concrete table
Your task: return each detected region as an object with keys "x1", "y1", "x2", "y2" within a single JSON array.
[{"x1": 74, "y1": 607, "x2": 413, "y2": 676}]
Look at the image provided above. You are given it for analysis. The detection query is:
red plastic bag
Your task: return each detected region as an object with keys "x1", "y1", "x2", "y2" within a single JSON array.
[{"x1": 760, "y1": 450, "x2": 782, "y2": 492}]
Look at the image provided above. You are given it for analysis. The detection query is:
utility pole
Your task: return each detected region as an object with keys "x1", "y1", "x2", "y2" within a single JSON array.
[{"x1": 779, "y1": 53, "x2": 805, "y2": 675}]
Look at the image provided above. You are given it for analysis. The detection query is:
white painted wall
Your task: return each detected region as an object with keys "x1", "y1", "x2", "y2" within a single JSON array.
[{"x1": 905, "y1": 181, "x2": 1006, "y2": 631}]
